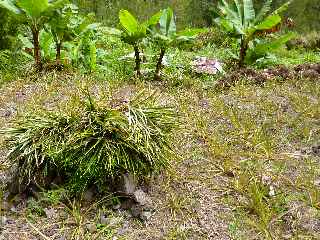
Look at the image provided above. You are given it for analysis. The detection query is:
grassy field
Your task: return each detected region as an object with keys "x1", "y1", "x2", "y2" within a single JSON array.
[
  {"x1": 1, "y1": 7, "x2": 320, "y2": 235},
  {"x1": 0, "y1": 54, "x2": 320, "y2": 239}
]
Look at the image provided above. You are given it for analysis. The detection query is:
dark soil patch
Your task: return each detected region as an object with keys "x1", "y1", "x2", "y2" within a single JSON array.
[{"x1": 219, "y1": 63, "x2": 320, "y2": 88}]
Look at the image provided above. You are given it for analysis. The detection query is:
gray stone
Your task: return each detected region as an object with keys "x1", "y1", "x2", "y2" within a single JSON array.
[
  {"x1": 130, "y1": 205, "x2": 153, "y2": 222},
  {"x1": 108, "y1": 217, "x2": 122, "y2": 227},
  {"x1": 117, "y1": 221, "x2": 129, "y2": 235},
  {"x1": 100, "y1": 214, "x2": 108, "y2": 225},
  {"x1": 86, "y1": 223, "x2": 97, "y2": 233},
  {"x1": 44, "y1": 207, "x2": 56, "y2": 219},
  {"x1": 10, "y1": 206, "x2": 17, "y2": 213},
  {"x1": 133, "y1": 189, "x2": 150, "y2": 206},
  {"x1": 112, "y1": 203, "x2": 121, "y2": 210},
  {"x1": 130, "y1": 205, "x2": 142, "y2": 218},
  {"x1": 100, "y1": 215, "x2": 122, "y2": 227},
  {"x1": 83, "y1": 187, "x2": 96, "y2": 202},
  {"x1": 140, "y1": 210, "x2": 153, "y2": 221},
  {"x1": 123, "y1": 173, "x2": 136, "y2": 195},
  {"x1": 120, "y1": 199, "x2": 135, "y2": 210},
  {"x1": 1, "y1": 216, "x2": 7, "y2": 225},
  {"x1": 1, "y1": 201, "x2": 10, "y2": 211}
]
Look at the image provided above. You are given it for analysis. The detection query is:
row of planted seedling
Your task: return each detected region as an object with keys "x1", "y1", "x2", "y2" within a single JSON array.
[{"x1": 0, "y1": 0, "x2": 295, "y2": 76}]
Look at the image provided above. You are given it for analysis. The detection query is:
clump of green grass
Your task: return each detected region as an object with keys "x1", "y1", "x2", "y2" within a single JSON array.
[{"x1": 2, "y1": 89, "x2": 177, "y2": 194}]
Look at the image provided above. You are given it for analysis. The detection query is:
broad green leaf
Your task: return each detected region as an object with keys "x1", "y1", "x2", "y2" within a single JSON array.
[
  {"x1": 159, "y1": 7, "x2": 176, "y2": 37},
  {"x1": 233, "y1": 0, "x2": 243, "y2": 24},
  {"x1": 17, "y1": 0, "x2": 49, "y2": 18},
  {"x1": 40, "y1": 30, "x2": 54, "y2": 60},
  {"x1": 255, "y1": 0, "x2": 272, "y2": 23},
  {"x1": 89, "y1": 41, "x2": 96, "y2": 71},
  {"x1": 219, "y1": 0, "x2": 239, "y2": 22},
  {"x1": 243, "y1": 0, "x2": 255, "y2": 26},
  {"x1": 0, "y1": 0, "x2": 21, "y2": 14},
  {"x1": 176, "y1": 28, "x2": 204, "y2": 42},
  {"x1": 215, "y1": 17, "x2": 234, "y2": 32},
  {"x1": 255, "y1": 14, "x2": 281, "y2": 30},
  {"x1": 146, "y1": 10, "x2": 162, "y2": 27},
  {"x1": 177, "y1": 28, "x2": 206, "y2": 37},
  {"x1": 232, "y1": 21, "x2": 245, "y2": 35},
  {"x1": 46, "y1": 0, "x2": 69, "y2": 13},
  {"x1": 18, "y1": 34, "x2": 33, "y2": 48},
  {"x1": 85, "y1": 23, "x2": 101, "y2": 31},
  {"x1": 273, "y1": 0, "x2": 292, "y2": 15},
  {"x1": 251, "y1": 32, "x2": 296, "y2": 56},
  {"x1": 217, "y1": 0, "x2": 243, "y2": 34},
  {"x1": 100, "y1": 26, "x2": 122, "y2": 36},
  {"x1": 119, "y1": 9, "x2": 139, "y2": 35}
]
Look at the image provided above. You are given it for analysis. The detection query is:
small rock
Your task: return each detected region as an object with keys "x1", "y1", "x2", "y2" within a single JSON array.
[
  {"x1": 120, "y1": 199, "x2": 135, "y2": 210},
  {"x1": 311, "y1": 145, "x2": 320, "y2": 155},
  {"x1": 133, "y1": 189, "x2": 150, "y2": 206},
  {"x1": 100, "y1": 215, "x2": 122, "y2": 227},
  {"x1": 1, "y1": 201, "x2": 11, "y2": 211},
  {"x1": 117, "y1": 221, "x2": 129, "y2": 235},
  {"x1": 10, "y1": 206, "x2": 17, "y2": 213},
  {"x1": 191, "y1": 57, "x2": 224, "y2": 75},
  {"x1": 112, "y1": 203, "x2": 121, "y2": 210},
  {"x1": 269, "y1": 185, "x2": 275, "y2": 197},
  {"x1": 44, "y1": 207, "x2": 56, "y2": 219},
  {"x1": 3, "y1": 110, "x2": 12, "y2": 117},
  {"x1": 140, "y1": 210, "x2": 153, "y2": 221},
  {"x1": 314, "y1": 178, "x2": 320, "y2": 187},
  {"x1": 131, "y1": 205, "x2": 142, "y2": 218},
  {"x1": 100, "y1": 214, "x2": 108, "y2": 225},
  {"x1": 86, "y1": 223, "x2": 97, "y2": 233},
  {"x1": 123, "y1": 173, "x2": 136, "y2": 195},
  {"x1": 83, "y1": 187, "x2": 96, "y2": 202},
  {"x1": 108, "y1": 217, "x2": 122, "y2": 227},
  {"x1": 1, "y1": 216, "x2": 8, "y2": 225},
  {"x1": 130, "y1": 205, "x2": 153, "y2": 222}
]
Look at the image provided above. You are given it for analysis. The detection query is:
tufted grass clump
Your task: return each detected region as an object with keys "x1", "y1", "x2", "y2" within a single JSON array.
[{"x1": 2, "y1": 90, "x2": 177, "y2": 194}]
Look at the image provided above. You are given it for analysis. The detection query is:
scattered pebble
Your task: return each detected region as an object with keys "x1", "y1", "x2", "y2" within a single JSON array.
[
  {"x1": 133, "y1": 189, "x2": 150, "y2": 206},
  {"x1": 86, "y1": 223, "x2": 97, "y2": 233},
  {"x1": 1, "y1": 216, "x2": 7, "y2": 225}
]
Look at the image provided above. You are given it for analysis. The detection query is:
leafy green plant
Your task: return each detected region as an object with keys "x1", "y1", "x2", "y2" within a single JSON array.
[
  {"x1": 47, "y1": 3, "x2": 77, "y2": 67},
  {"x1": 0, "y1": 7, "x2": 18, "y2": 50},
  {"x1": 19, "y1": 30, "x2": 56, "y2": 62},
  {"x1": 215, "y1": 0, "x2": 294, "y2": 67},
  {"x1": 2, "y1": 90, "x2": 177, "y2": 194},
  {"x1": 117, "y1": 9, "x2": 160, "y2": 77},
  {"x1": 62, "y1": 12, "x2": 104, "y2": 72},
  {"x1": 148, "y1": 7, "x2": 200, "y2": 80},
  {"x1": 0, "y1": 0, "x2": 68, "y2": 69}
]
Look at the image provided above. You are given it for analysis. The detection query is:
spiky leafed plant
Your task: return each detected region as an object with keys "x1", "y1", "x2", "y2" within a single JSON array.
[
  {"x1": 215, "y1": 0, "x2": 294, "y2": 67},
  {"x1": 2, "y1": 90, "x2": 177, "y2": 194},
  {"x1": 0, "y1": 0, "x2": 68, "y2": 69}
]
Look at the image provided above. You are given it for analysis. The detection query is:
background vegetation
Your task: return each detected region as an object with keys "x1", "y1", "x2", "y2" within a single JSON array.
[{"x1": 75, "y1": 0, "x2": 320, "y2": 31}]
